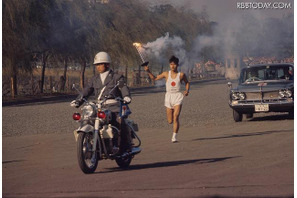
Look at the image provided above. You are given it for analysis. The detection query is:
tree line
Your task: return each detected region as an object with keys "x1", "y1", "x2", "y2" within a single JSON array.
[
  {"x1": 3, "y1": 0, "x2": 211, "y2": 98},
  {"x1": 3, "y1": 0, "x2": 293, "y2": 98}
]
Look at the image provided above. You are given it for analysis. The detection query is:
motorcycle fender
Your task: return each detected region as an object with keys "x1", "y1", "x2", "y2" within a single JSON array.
[{"x1": 73, "y1": 124, "x2": 95, "y2": 142}]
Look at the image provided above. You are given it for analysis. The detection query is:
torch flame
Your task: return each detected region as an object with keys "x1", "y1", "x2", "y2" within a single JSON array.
[
  {"x1": 133, "y1": 42, "x2": 141, "y2": 48},
  {"x1": 133, "y1": 42, "x2": 145, "y2": 62}
]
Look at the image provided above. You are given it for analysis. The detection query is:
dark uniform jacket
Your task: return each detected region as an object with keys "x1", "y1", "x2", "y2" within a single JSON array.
[{"x1": 79, "y1": 70, "x2": 130, "y2": 112}]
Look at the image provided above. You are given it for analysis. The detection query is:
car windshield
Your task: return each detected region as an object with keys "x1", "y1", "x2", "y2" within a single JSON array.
[{"x1": 240, "y1": 65, "x2": 294, "y2": 83}]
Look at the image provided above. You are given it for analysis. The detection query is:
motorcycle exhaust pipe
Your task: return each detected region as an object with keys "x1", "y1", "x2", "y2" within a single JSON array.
[{"x1": 119, "y1": 147, "x2": 141, "y2": 159}]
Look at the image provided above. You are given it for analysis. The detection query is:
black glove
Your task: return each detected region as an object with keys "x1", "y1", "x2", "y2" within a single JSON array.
[{"x1": 141, "y1": 61, "x2": 149, "y2": 67}]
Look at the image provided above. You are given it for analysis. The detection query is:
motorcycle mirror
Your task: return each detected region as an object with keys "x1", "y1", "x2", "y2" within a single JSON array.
[
  {"x1": 72, "y1": 84, "x2": 81, "y2": 94},
  {"x1": 117, "y1": 80, "x2": 125, "y2": 88}
]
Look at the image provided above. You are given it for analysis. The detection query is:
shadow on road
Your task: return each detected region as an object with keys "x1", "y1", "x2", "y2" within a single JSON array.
[
  {"x1": 249, "y1": 114, "x2": 293, "y2": 121},
  {"x1": 98, "y1": 156, "x2": 239, "y2": 174},
  {"x1": 2, "y1": 159, "x2": 26, "y2": 164},
  {"x1": 191, "y1": 129, "x2": 292, "y2": 142}
]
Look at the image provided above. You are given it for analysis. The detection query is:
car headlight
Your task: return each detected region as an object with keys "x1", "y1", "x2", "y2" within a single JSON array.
[
  {"x1": 231, "y1": 92, "x2": 246, "y2": 100},
  {"x1": 285, "y1": 90, "x2": 292, "y2": 98},
  {"x1": 238, "y1": 92, "x2": 246, "y2": 100},
  {"x1": 279, "y1": 90, "x2": 285, "y2": 98},
  {"x1": 231, "y1": 92, "x2": 239, "y2": 100},
  {"x1": 279, "y1": 89, "x2": 292, "y2": 98}
]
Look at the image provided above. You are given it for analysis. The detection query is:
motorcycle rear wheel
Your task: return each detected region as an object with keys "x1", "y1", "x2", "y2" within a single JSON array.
[
  {"x1": 77, "y1": 132, "x2": 98, "y2": 174},
  {"x1": 115, "y1": 156, "x2": 132, "y2": 168}
]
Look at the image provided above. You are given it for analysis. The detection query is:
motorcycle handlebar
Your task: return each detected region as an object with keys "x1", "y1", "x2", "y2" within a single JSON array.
[{"x1": 72, "y1": 81, "x2": 125, "y2": 107}]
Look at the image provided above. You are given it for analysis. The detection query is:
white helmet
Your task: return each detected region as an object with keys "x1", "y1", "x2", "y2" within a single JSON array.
[{"x1": 93, "y1": 52, "x2": 111, "y2": 64}]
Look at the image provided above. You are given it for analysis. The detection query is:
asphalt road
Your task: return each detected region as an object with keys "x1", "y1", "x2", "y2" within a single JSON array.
[{"x1": 2, "y1": 80, "x2": 294, "y2": 198}]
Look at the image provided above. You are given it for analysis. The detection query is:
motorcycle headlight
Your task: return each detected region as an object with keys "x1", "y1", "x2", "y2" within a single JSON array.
[{"x1": 82, "y1": 105, "x2": 94, "y2": 117}]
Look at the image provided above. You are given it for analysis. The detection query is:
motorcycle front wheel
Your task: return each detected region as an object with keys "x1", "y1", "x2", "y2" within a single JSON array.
[{"x1": 77, "y1": 132, "x2": 98, "y2": 174}]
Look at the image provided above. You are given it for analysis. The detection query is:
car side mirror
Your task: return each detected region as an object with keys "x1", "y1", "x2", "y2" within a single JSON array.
[{"x1": 227, "y1": 82, "x2": 232, "y2": 88}]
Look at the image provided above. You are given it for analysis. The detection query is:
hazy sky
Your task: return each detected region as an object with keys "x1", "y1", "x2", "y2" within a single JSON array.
[{"x1": 141, "y1": 0, "x2": 294, "y2": 23}]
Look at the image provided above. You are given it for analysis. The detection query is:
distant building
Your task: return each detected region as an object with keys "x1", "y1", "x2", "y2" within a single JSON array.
[
  {"x1": 88, "y1": 0, "x2": 110, "y2": 4},
  {"x1": 98, "y1": 0, "x2": 109, "y2": 3},
  {"x1": 225, "y1": 50, "x2": 243, "y2": 80}
]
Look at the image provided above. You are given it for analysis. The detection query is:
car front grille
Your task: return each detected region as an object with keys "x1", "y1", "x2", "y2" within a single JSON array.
[
  {"x1": 246, "y1": 92, "x2": 261, "y2": 100},
  {"x1": 246, "y1": 91, "x2": 280, "y2": 100},
  {"x1": 240, "y1": 91, "x2": 291, "y2": 104},
  {"x1": 263, "y1": 92, "x2": 279, "y2": 100}
]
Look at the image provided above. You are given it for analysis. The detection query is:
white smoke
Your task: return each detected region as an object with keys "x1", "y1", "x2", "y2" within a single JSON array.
[
  {"x1": 140, "y1": 32, "x2": 220, "y2": 74},
  {"x1": 142, "y1": 32, "x2": 184, "y2": 57},
  {"x1": 138, "y1": 11, "x2": 293, "y2": 76},
  {"x1": 139, "y1": 32, "x2": 190, "y2": 74}
]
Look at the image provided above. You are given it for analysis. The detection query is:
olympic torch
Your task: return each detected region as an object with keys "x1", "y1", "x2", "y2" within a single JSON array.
[{"x1": 133, "y1": 43, "x2": 149, "y2": 66}]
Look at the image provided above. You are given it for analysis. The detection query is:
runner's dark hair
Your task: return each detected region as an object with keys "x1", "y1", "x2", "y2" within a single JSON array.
[{"x1": 169, "y1": 55, "x2": 179, "y2": 65}]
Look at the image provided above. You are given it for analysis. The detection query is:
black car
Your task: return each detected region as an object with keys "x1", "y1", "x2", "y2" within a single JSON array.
[{"x1": 228, "y1": 63, "x2": 294, "y2": 122}]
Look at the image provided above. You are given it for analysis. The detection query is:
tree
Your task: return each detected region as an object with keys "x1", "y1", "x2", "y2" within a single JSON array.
[
  {"x1": 3, "y1": 0, "x2": 240, "y2": 96},
  {"x1": 3, "y1": 1, "x2": 32, "y2": 97}
]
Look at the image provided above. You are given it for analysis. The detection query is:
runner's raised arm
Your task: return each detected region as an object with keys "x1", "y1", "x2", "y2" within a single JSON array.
[{"x1": 144, "y1": 66, "x2": 167, "y2": 81}]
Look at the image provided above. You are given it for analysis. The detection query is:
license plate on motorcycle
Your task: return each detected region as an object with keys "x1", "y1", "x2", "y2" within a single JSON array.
[{"x1": 255, "y1": 104, "x2": 269, "y2": 112}]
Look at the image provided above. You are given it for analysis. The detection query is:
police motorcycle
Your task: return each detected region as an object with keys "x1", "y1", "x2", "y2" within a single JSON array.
[{"x1": 70, "y1": 80, "x2": 141, "y2": 174}]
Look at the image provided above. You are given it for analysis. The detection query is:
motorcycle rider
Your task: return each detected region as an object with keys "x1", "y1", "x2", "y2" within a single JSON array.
[{"x1": 71, "y1": 51, "x2": 133, "y2": 152}]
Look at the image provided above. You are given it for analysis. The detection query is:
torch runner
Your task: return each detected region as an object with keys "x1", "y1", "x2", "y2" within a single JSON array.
[{"x1": 133, "y1": 43, "x2": 149, "y2": 66}]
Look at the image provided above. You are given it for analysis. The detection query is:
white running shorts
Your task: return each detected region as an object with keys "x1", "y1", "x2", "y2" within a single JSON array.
[{"x1": 164, "y1": 92, "x2": 184, "y2": 109}]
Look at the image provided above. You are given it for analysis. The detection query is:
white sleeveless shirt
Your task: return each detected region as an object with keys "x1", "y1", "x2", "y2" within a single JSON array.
[{"x1": 166, "y1": 71, "x2": 181, "y2": 93}]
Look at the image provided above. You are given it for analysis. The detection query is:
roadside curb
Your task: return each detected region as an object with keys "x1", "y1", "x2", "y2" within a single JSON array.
[{"x1": 3, "y1": 78, "x2": 227, "y2": 107}]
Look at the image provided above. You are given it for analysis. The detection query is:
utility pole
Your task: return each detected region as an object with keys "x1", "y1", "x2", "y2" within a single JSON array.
[{"x1": 125, "y1": 65, "x2": 128, "y2": 85}]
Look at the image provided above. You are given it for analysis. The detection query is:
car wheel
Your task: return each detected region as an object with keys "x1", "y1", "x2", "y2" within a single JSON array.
[
  {"x1": 246, "y1": 113, "x2": 253, "y2": 119},
  {"x1": 233, "y1": 110, "x2": 243, "y2": 122},
  {"x1": 288, "y1": 111, "x2": 294, "y2": 119}
]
